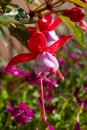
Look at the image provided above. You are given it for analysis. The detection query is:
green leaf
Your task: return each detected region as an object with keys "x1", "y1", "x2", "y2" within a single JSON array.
[
  {"x1": 9, "y1": 23, "x2": 30, "y2": 48},
  {"x1": 61, "y1": 16, "x2": 86, "y2": 48},
  {"x1": 0, "y1": 27, "x2": 8, "y2": 45},
  {"x1": 0, "y1": 8, "x2": 30, "y2": 24},
  {"x1": 1, "y1": 90, "x2": 9, "y2": 99},
  {"x1": 15, "y1": 8, "x2": 30, "y2": 24},
  {"x1": 0, "y1": 8, "x2": 20, "y2": 23},
  {"x1": 69, "y1": 0, "x2": 87, "y2": 8},
  {"x1": 36, "y1": 120, "x2": 47, "y2": 130}
]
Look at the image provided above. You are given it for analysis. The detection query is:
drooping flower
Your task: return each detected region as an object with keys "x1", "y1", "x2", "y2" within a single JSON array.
[
  {"x1": 8, "y1": 102, "x2": 35, "y2": 124},
  {"x1": 28, "y1": 14, "x2": 62, "y2": 46},
  {"x1": 6, "y1": 30, "x2": 73, "y2": 124},
  {"x1": 5, "y1": 30, "x2": 73, "y2": 78}
]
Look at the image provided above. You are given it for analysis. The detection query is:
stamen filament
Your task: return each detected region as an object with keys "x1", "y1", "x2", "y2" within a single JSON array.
[{"x1": 40, "y1": 78, "x2": 47, "y2": 121}]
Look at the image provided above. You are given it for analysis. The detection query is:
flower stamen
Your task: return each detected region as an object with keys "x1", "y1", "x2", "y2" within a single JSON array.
[{"x1": 40, "y1": 78, "x2": 47, "y2": 122}]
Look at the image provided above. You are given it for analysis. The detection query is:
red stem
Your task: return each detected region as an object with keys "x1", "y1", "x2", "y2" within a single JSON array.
[{"x1": 40, "y1": 78, "x2": 47, "y2": 122}]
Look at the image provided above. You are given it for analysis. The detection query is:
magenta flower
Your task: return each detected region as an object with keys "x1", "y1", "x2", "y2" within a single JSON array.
[
  {"x1": 83, "y1": 83, "x2": 87, "y2": 91},
  {"x1": 8, "y1": 102, "x2": 35, "y2": 124},
  {"x1": 74, "y1": 87, "x2": 87, "y2": 112},
  {"x1": 47, "y1": 122, "x2": 55, "y2": 130},
  {"x1": 74, "y1": 122, "x2": 81, "y2": 130},
  {"x1": 4, "y1": 65, "x2": 27, "y2": 77}
]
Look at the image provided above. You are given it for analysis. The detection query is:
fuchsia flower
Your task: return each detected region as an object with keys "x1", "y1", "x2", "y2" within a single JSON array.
[
  {"x1": 6, "y1": 21, "x2": 73, "y2": 129},
  {"x1": 8, "y1": 102, "x2": 35, "y2": 124},
  {"x1": 28, "y1": 14, "x2": 62, "y2": 46},
  {"x1": 5, "y1": 30, "x2": 73, "y2": 78},
  {"x1": 38, "y1": 14, "x2": 62, "y2": 46},
  {"x1": 38, "y1": 13, "x2": 62, "y2": 32}
]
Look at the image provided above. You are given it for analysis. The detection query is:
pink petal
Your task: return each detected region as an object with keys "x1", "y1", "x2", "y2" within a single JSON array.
[
  {"x1": 46, "y1": 34, "x2": 74, "y2": 53},
  {"x1": 34, "y1": 52, "x2": 59, "y2": 76},
  {"x1": 28, "y1": 30, "x2": 47, "y2": 53},
  {"x1": 5, "y1": 53, "x2": 36, "y2": 70}
]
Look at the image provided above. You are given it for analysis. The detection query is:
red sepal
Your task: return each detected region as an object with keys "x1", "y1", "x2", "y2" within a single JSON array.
[
  {"x1": 48, "y1": 17, "x2": 62, "y2": 31},
  {"x1": 38, "y1": 14, "x2": 54, "y2": 31},
  {"x1": 46, "y1": 34, "x2": 74, "y2": 53},
  {"x1": 5, "y1": 53, "x2": 37, "y2": 70},
  {"x1": 28, "y1": 31, "x2": 47, "y2": 53}
]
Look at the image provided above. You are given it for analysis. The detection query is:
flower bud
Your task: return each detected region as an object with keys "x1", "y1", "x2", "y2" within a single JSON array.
[
  {"x1": 79, "y1": 20, "x2": 87, "y2": 32},
  {"x1": 64, "y1": 7, "x2": 85, "y2": 22},
  {"x1": 81, "y1": 0, "x2": 87, "y2": 3}
]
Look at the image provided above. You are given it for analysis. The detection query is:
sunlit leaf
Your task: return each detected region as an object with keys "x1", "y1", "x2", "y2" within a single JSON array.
[
  {"x1": 69, "y1": 0, "x2": 87, "y2": 8},
  {"x1": 15, "y1": 8, "x2": 30, "y2": 24},
  {"x1": 61, "y1": 16, "x2": 86, "y2": 48},
  {"x1": 0, "y1": 8, "x2": 19, "y2": 23}
]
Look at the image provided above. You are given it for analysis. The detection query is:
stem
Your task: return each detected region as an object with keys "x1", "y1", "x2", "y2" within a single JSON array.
[
  {"x1": 0, "y1": 2, "x2": 5, "y2": 13},
  {"x1": 34, "y1": 3, "x2": 46, "y2": 12},
  {"x1": 51, "y1": 0, "x2": 62, "y2": 6},
  {"x1": 24, "y1": 0, "x2": 31, "y2": 12},
  {"x1": 40, "y1": 78, "x2": 47, "y2": 122}
]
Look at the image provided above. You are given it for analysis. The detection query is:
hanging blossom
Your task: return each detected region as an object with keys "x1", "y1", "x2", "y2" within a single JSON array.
[
  {"x1": 5, "y1": 30, "x2": 73, "y2": 129},
  {"x1": 8, "y1": 102, "x2": 36, "y2": 124},
  {"x1": 5, "y1": 30, "x2": 73, "y2": 80},
  {"x1": 28, "y1": 13, "x2": 62, "y2": 46}
]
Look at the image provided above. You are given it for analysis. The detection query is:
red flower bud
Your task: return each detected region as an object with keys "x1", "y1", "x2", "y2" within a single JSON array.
[
  {"x1": 81, "y1": 0, "x2": 87, "y2": 3},
  {"x1": 64, "y1": 7, "x2": 85, "y2": 22}
]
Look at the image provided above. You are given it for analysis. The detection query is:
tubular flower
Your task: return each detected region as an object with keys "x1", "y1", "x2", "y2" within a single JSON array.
[
  {"x1": 38, "y1": 13, "x2": 62, "y2": 32},
  {"x1": 6, "y1": 30, "x2": 73, "y2": 126},
  {"x1": 5, "y1": 30, "x2": 73, "y2": 78},
  {"x1": 28, "y1": 14, "x2": 62, "y2": 46}
]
